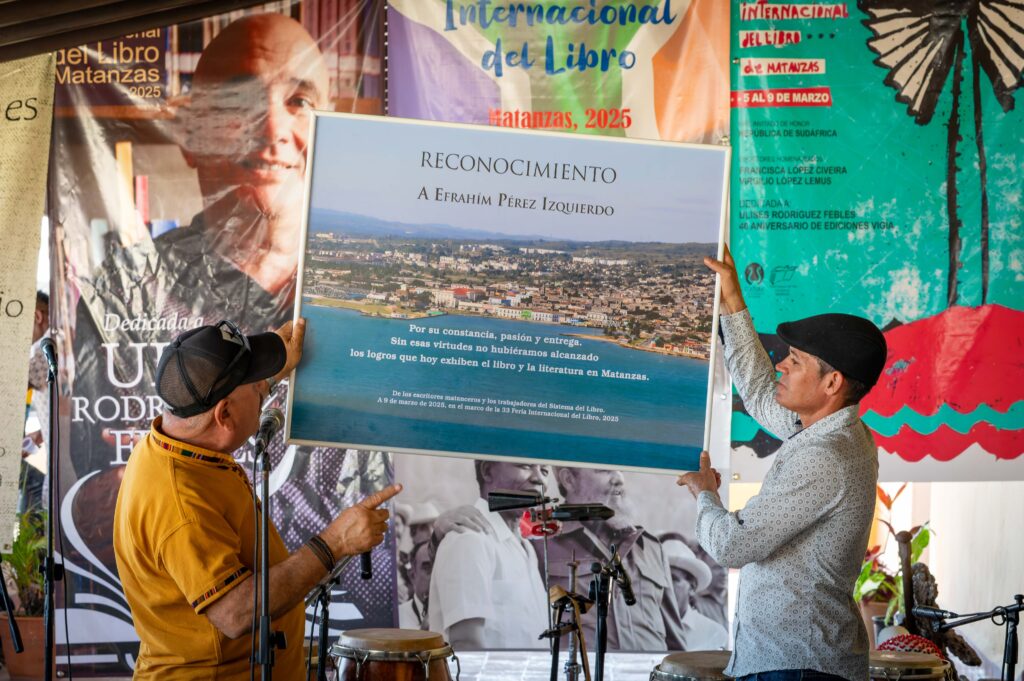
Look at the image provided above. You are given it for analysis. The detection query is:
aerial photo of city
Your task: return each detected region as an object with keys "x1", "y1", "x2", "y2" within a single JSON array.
[{"x1": 302, "y1": 227, "x2": 715, "y2": 360}]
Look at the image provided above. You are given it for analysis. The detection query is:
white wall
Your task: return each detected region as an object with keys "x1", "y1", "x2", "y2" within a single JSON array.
[{"x1": 928, "y1": 481, "x2": 1024, "y2": 672}]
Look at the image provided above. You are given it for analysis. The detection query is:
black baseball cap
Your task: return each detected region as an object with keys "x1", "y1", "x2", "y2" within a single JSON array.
[
  {"x1": 156, "y1": 320, "x2": 286, "y2": 417},
  {"x1": 776, "y1": 313, "x2": 887, "y2": 387}
]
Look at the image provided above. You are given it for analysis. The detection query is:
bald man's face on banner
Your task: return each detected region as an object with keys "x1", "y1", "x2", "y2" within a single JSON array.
[{"x1": 183, "y1": 15, "x2": 329, "y2": 221}]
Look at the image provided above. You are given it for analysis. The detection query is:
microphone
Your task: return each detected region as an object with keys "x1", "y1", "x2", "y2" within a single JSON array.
[
  {"x1": 40, "y1": 337, "x2": 58, "y2": 377},
  {"x1": 254, "y1": 408, "x2": 284, "y2": 453},
  {"x1": 549, "y1": 503, "x2": 615, "y2": 522},
  {"x1": 487, "y1": 489, "x2": 555, "y2": 512},
  {"x1": 912, "y1": 606, "x2": 958, "y2": 620},
  {"x1": 609, "y1": 549, "x2": 636, "y2": 607},
  {"x1": 360, "y1": 550, "x2": 373, "y2": 580}
]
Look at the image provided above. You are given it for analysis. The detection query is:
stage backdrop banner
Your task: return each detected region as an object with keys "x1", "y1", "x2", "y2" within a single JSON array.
[
  {"x1": 729, "y1": 1, "x2": 1024, "y2": 481},
  {"x1": 392, "y1": 452, "x2": 730, "y2": 652},
  {"x1": 49, "y1": 2, "x2": 395, "y2": 675},
  {"x1": 0, "y1": 54, "x2": 55, "y2": 550},
  {"x1": 288, "y1": 113, "x2": 729, "y2": 472},
  {"x1": 386, "y1": 0, "x2": 729, "y2": 144}
]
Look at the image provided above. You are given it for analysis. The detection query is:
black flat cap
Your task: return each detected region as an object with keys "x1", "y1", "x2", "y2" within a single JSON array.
[{"x1": 776, "y1": 313, "x2": 887, "y2": 387}]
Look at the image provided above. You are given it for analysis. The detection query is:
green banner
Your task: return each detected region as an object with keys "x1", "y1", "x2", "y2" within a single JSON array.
[{"x1": 730, "y1": 1, "x2": 1024, "y2": 475}]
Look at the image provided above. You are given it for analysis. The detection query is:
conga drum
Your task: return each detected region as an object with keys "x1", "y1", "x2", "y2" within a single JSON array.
[
  {"x1": 869, "y1": 650, "x2": 953, "y2": 681},
  {"x1": 650, "y1": 651, "x2": 733, "y2": 681},
  {"x1": 331, "y1": 628, "x2": 459, "y2": 681}
]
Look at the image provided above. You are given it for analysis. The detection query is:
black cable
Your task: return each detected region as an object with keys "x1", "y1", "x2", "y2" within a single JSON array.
[
  {"x1": 249, "y1": 451, "x2": 259, "y2": 681},
  {"x1": 305, "y1": 596, "x2": 318, "y2": 681},
  {"x1": 243, "y1": 306, "x2": 258, "y2": 681}
]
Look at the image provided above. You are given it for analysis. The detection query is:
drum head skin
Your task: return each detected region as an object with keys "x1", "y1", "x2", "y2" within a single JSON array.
[
  {"x1": 338, "y1": 628, "x2": 447, "y2": 652},
  {"x1": 657, "y1": 651, "x2": 733, "y2": 680}
]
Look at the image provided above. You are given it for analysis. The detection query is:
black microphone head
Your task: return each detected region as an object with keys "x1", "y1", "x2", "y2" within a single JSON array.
[
  {"x1": 912, "y1": 605, "x2": 957, "y2": 619},
  {"x1": 360, "y1": 551, "x2": 373, "y2": 580},
  {"x1": 487, "y1": 489, "x2": 546, "y2": 512},
  {"x1": 550, "y1": 503, "x2": 615, "y2": 522},
  {"x1": 254, "y1": 408, "x2": 285, "y2": 455},
  {"x1": 40, "y1": 337, "x2": 58, "y2": 373},
  {"x1": 260, "y1": 407, "x2": 284, "y2": 431}
]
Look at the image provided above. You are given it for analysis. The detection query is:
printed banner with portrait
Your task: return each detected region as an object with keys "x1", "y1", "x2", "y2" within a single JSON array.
[
  {"x1": 392, "y1": 452, "x2": 730, "y2": 652},
  {"x1": 729, "y1": 1, "x2": 1024, "y2": 481},
  {"x1": 49, "y1": 1, "x2": 394, "y2": 674},
  {"x1": 289, "y1": 113, "x2": 729, "y2": 472}
]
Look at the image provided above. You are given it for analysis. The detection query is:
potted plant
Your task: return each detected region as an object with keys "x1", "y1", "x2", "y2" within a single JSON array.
[
  {"x1": 0, "y1": 510, "x2": 48, "y2": 680},
  {"x1": 853, "y1": 484, "x2": 932, "y2": 646},
  {"x1": 854, "y1": 543, "x2": 898, "y2": 643}
]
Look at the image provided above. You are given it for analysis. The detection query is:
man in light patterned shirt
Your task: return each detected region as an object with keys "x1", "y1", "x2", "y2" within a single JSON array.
[{"x1": 679, "y1": 247, "x2": 886, "y2": 681}]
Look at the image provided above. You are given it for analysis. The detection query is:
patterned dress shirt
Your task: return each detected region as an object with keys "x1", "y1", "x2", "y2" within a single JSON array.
[{"x1": 696, "y1": 309, "x2": 877, "y2": 681}]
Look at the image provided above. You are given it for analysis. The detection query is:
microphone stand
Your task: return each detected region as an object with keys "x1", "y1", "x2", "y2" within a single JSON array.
[
  {"x1": 255, "y1": 442, "x2": 284, "y2": 679},
  {"x1": 0, "y1": 553, "x2": 22, "y2": 654},
  {"x1": 304, "y1": 555, "x2": 355, "y2": 681},
  {"x1": 932, "y1": 595, "x2": 1022, "y2": 681},
  {"x1": 43, "y1": 355, "x2": 63, "y2": 681},
  {"x1": 541, "y1": 589, "x2": 592, "y2": 681},
  {"x1": 545, "y1": 604, "x2": 565, "y2": 681},
  {"x1": 588, "y1": 544, "x2": 635, "y2": 681},
  {"x1": 315, "y1": 582, "x2": 331, "y2": 681},
  {"x1": 589, "y1": 561, "x2": 612, "y2": 681},
  {"x1": 563, "y1": 558, "x2": 583, "y2": 681},
  {"x1": 540, "y1": 497, "x2": 553, "y2": 646}
]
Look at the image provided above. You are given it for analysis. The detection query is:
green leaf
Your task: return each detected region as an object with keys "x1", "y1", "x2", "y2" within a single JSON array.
[
  {"x1": 885, "y1": 575, "x2": 905, "y2": 624},
  {"x1": 885, "y1": 594, "x2": 901, "y2": 625},
  {"x1": 1, "y1": 511, "x2": 47, "y2": 616},
  {"x1": 910, "y1": 523, "x2": 931, "y2": 563},
  {"x1": 862, "y1": 575, "x2": 885, "y2": 597},
  {"x1": 853, "y1": 560, "x2": 890, "y2": 602}
]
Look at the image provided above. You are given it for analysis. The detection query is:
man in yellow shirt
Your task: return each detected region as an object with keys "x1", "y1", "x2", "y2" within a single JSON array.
[{"x1": 114, "y1": 317, "x2": 401, "y2": 679}]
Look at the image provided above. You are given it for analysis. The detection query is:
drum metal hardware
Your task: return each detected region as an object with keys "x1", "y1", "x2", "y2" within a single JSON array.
[
  {"x1": 649, "y1": 651, "x2": 732, "y2": 681},
  {"x1": 331, "y1": 630, "x2": 459, "y2": 681}
]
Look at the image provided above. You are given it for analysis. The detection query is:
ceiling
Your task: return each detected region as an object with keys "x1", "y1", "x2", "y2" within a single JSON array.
[{"x1": 0, "y1": 0, "x2": 268, "y2": 62}]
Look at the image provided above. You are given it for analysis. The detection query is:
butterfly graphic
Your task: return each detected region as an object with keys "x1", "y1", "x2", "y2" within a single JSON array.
[{"x1": 858, "y1": 0, "x2": 1024, "y2": 305}]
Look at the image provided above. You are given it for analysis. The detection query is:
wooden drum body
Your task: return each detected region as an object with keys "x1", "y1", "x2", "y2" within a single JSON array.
[
  {"x1": 869, "y1": 651, "x2": 953, "y2": 681},
  {"x1": 332, "y1": 628, "x2": 459, "y2": 681},
  {"x1": 650, "y1": 651, "x2": 733, "y2": 681}
]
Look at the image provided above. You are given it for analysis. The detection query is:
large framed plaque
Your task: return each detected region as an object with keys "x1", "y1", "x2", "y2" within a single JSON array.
[{"x1": 288, "y1": 114, "x2": 729, "y2": 472}]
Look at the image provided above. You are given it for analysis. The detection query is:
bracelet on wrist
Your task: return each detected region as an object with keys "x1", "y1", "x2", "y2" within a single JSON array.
[{"x1": 305, "y1": 535, "x2": 335, "y2": 572}]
